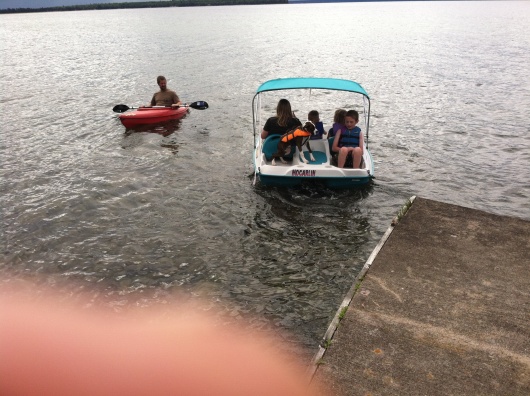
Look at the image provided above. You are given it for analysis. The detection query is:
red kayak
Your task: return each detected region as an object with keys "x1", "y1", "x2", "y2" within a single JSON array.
[{"x1": 118, "y1": 106, "x2": 188, "y2": 128}]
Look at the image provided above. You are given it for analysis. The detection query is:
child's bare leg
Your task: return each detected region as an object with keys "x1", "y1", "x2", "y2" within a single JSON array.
[
  {"x1": 352, "y1": 147, "x2": 363, "y2": 168},
  {"x1": 338, "y1": 147, "x2": 349, "y2": 168}
]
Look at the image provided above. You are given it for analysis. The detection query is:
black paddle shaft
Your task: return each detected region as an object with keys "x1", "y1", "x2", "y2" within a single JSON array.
[{"x1": 112, "y1": 101, "x2": 208, "y2": 113}]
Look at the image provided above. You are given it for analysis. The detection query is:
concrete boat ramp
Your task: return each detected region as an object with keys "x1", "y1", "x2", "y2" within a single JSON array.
[{"x1": 310, "y1": 197, "x2": 530, "y2": 395}]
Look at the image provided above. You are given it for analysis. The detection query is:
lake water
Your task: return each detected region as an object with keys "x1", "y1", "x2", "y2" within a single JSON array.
[{"x1": 1, "y1": 1, "x2": 529, "y2": 359}]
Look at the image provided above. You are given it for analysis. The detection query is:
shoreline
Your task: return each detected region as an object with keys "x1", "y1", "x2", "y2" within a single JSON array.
[{"x1": 0, "y1": 0, "x2": 287, "y2": 14}]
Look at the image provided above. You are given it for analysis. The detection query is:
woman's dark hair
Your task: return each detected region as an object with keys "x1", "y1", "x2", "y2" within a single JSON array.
[{"x1": 276, "y1": 99, "x2": 293, "y2": 127}]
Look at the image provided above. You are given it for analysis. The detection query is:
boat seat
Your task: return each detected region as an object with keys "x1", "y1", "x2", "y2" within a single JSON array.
[
  {"x1": 328, "y1": 137, "x2": 338, "y2": 165},
  {"x1": 328, "y1": 136, "x2": 365, "y2": 168},
  {"x1": 328, "y1": 136, "x2": 335, "y2": 152},
  {"x1": 262, "y1": 134, "x2": 293, "y2": 161},
  {"x1": 262, "y1": 135, "x2": 280, "y2": 161}
]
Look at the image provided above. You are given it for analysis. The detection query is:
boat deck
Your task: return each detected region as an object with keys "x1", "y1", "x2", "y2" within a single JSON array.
[{"x1": 258, "y1": 138, "x2": 371, "y2": 171}]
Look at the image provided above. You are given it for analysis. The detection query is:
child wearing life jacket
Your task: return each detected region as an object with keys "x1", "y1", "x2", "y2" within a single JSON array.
[
  {"x1": 308, "y1": 110, "x2": 325, "y2": 140},
  {"x1": 327, "y1": 109, "x2": 346, "y2": 139},
  {"x1": 331, "y1": 110, "x2": 364, "y2": 169}
]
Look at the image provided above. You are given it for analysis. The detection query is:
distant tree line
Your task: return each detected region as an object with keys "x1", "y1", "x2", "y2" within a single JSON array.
[{"x1": 0, "y1": 0, "x2": 287, "y2": 14}]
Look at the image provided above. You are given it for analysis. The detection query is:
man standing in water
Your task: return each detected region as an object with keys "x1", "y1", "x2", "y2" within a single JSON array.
[{"x1": 150, "y1": 75, "x2": 182, "y2": 107}]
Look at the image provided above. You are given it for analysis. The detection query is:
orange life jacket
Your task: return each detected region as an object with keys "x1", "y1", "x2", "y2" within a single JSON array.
[{"x1": 280, "y1": 128, "x2": 311, "y2": 143}]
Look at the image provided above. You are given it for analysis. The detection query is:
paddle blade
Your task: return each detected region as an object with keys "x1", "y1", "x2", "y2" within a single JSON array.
[
  {"x1": 113, "y1": 104, "x2": 130, "y2": 113},
  {"x1": 188, "y1": 101, "x2": 208, "y2": 110}
]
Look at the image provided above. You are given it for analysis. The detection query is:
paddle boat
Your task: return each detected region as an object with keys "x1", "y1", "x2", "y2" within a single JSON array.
[
  {"x1": 113, "y1": 101, "x2": 209, "y2": 129},
  {"x1": 252, "y1": 78, "x2": 374, "y2": 188}
]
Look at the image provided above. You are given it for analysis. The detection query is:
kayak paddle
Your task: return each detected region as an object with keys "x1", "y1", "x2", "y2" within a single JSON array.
[{"x1": 112, "y1": 101, "x2": 209, "y2": 113}]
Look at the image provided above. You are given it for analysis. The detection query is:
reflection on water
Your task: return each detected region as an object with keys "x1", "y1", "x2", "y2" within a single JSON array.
[
  {"x1": 237, "y1": 183, "x2": 377, "y2": 353},
  {"x1": 123, "y1": 118, "x2": 183, "y2": 137},
  {"x1": 121, "y1": 119, "x2": 183, "y2": 153}
]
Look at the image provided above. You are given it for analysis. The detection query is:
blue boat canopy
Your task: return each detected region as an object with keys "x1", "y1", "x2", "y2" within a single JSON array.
[{"x1": 256, "y1": 78, "x2": 369, "y2": 99}]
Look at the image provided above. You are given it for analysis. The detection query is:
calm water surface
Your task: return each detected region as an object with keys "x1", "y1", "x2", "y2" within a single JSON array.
[{"x1": 1, "y1": 1, "x2": 529, "y2": 358}]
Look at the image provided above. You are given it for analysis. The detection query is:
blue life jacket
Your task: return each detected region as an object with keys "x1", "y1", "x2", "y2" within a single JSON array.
[
  {"x1": 339, "y1": 127, "x2": 361, "y2": 147},
  {"x1": 310, "y1": 121, "x2": 325, "y2": 140}
]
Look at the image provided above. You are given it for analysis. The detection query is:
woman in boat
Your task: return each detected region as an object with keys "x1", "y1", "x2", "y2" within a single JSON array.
[
  {"x1": 332, "y1": 110, "x2": 364, "y2": 168},
  {"x1": 261, "y1": 99, "x2": 302, "y2": 139}
]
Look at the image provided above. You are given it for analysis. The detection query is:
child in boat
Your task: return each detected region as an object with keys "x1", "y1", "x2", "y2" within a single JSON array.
[
  {"x1": 332, "y1": 110, "x2": 364, "y2": 169},
  {"x1": 327, "y1": 109, "x2": 346, "y2": 139},
  {"x1": 307, "y1": 110, "x2": 325, "y2": 140}
]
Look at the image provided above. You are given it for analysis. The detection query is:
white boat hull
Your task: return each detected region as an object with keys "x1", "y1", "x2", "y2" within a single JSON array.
[{"x1": 254, "y1": 136, "x2": 374, "y2": 188}]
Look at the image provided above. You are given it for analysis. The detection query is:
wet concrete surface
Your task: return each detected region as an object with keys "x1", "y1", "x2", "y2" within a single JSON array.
[{"x1": 312, "y1": 197, "x2": 530, "y2": 395}]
